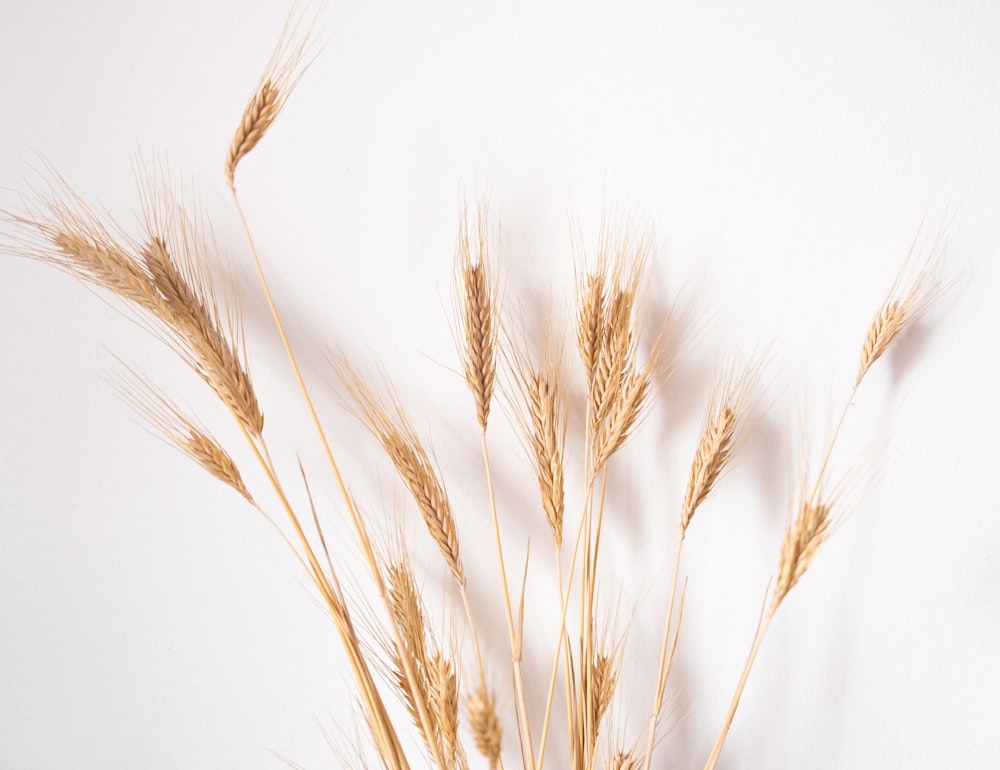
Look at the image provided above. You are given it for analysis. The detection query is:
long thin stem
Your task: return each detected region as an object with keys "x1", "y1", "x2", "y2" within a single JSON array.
[
  {"x1": 535, "y1": 546, "x2": 566, "y2": 770},
  {"x1": 457, "y1": 586, "x2": 507, "y2": 770},
  {"x1": 808, "y1": 384, "x2": 858, "y2": 507},
  {"x1": 536, "y1": 487, "x2": 592, "y2": 770},
  {"x1": 230, "y1": 192, "x2": 371, "y2": 565},
  {"x1": 481, "y1": 432, "x2": 536, "y2": 770},
  {"x1": 703, "y1": 591, "x2": 772, "y2": 770},
  {"x1": 229, "y1": 190, "x2": 445, "y2": 770},
  {"x1": 642, "y1": 532, "x2": 686, "y2": 770},
  {"x1": 583, "y1": 465, "x2": 611, "y2": 770},
  {"x1": 238, "y1": 426, "x2": 410, "y2": 770}
]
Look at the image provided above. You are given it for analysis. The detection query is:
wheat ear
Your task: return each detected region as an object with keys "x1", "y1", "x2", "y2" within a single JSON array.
[
  {"x1": 510, "y1": 337, "x2": 568, "y2": 550},
  {"x1": 225, "y1": 8, "x2": 320, "y2": 190},
  {"x1": 135, "y1": 177, "x2": 264, "y2": 436},
  {"x1": 121, "y1": 379, "x2": 253, "y2": 504},
  {"x1": 6, "y1": 173, "x2": 265, "y2": 438},
  {"x1": 383, "y1": 558, "x2": 471, "y2": 769},
  {"x1": 468, "y1": 685, "x2": 503, "y2": 770},
  {"x1": 856, "y1": 232, "x2": 943, "y2": 386},
  {"x1": 457, "y1": 201, "x2": 499, "y2": 431},
  {"x1": 341, "y1": 368, "x2": 465, "y2": 586}
]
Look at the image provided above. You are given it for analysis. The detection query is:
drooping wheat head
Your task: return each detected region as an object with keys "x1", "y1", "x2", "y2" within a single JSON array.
[
  {"x1": 341, "y1": 367, "x2": 466, "y2": 588},
  {"x1": 6, "y1": 174, "x2": 265, "y2": 437},
  {"x1": 136, "y1": 182, "x2": 264, "y2": 436},
  {"x1": 7, "y1": 177, "x2": 166, "y2": 313},
  {"x1": 225, "y1": 8, "x2": 320, "y2": 190},
  {"x1": 121, "y1": 380, "x2": 254, "y2": 504}
]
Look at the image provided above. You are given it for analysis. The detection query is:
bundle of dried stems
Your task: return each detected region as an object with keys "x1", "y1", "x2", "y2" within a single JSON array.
[{"x1": 2, "y1": 8, "x2": 943, "y2": 770}]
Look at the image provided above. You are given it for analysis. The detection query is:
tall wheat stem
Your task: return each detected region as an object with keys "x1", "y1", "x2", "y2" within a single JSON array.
[
  {"x1": 642, "y1": 532, "x2": 686, "y2": 770},
  {"x1": 536, "y1": 493, "x2": 593, "y2": 770},
  {"x1": 583, "y1": 466, "x2": 611, "y2": 770},
  {"x1": 229, "y1": 190, "x2": 447, "y2": 770},
  {"x1": 807, "y1": 386, "x2": 857, "y2": 507},
  {"x1": 703, "y1": 594, "x2": 772, "y2": 770},
  {"x1": 534, "y1": 546, "x2": 567, "y2": 770},
  {"x1": 238, "y1": 424, "x2": 411, "y2": 770},
  {"x1": 481, "y1": 433, "x2": 535, "y2": 770},
  {"x1": 537, "y1": 442, "x2": 602, "y2": 770}
]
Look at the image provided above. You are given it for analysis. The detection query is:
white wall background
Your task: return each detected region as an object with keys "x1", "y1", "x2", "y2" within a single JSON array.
[{"x1": 1, "y1": 1, "x2": 998, "y2": 768}]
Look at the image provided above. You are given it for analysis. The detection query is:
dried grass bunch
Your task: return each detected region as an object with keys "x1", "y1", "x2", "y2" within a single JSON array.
[{"x1": 3, "y1": 10, "x2": 943, "y2": 770}]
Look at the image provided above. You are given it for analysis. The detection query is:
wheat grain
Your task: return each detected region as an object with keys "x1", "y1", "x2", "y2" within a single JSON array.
[
  {"x1": 138, "y1": 181, "x2": 263, "y2": 436},
  {"x1": 226, "y1": 81, "x2": 282, "y2": 189},
  {"x1": 7, "y1": 177, "x2": 165, "y2": 315},
  {"x1": 573, "y1": 222, "x2": 661, "y2": 474}
]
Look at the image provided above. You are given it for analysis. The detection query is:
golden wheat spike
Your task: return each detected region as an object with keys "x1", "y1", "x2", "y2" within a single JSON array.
[{"x1": 225, "y1": 8, "x2": 320, "y2": 190}]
